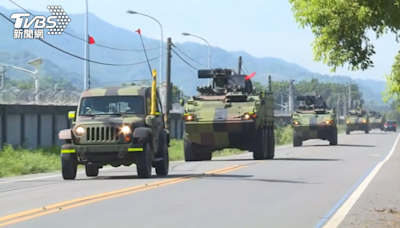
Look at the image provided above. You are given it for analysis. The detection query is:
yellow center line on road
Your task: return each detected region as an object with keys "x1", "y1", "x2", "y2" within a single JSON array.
[{"x1": 0, "y1": 163, "x2": 257, "y2": 227}]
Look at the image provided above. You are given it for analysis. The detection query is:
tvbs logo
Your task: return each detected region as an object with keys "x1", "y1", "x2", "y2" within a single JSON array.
[{"x1": 10, "y1": 5, "x2": 71, "y2": 39}]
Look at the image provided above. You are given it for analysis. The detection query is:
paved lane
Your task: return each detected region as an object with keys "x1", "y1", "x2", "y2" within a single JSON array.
[{"x1": 0, "y1": 130, "x2": 398, "y2": 228}]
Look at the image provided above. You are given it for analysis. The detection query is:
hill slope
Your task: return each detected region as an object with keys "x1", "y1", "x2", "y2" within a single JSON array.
[{"x1": 0, "y1": 6, "x2": 386, "y2": 103}]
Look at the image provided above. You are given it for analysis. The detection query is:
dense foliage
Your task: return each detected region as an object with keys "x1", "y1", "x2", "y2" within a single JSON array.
[{"x1": 288, "y1": 0, "x2": 400, "y2": 114}]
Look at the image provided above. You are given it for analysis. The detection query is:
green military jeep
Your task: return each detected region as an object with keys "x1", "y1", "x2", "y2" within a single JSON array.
[{"x1": 58, "y1": 85, "x2": 170, "y2": 180}]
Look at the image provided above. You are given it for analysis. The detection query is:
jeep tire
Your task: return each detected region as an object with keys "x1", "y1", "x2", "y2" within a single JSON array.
[
  {"x1": 136, "y1": 143, "x2": 152, "y2": 178},
  {"x1": 61, "y1": 152, "x2": 78, "y2": 180},
  {"x1": 154, "y1": 132, "x2": 169, "y2": 176}
]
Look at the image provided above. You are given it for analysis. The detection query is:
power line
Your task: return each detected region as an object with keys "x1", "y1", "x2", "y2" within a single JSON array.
[
  {"x1": 171, "y1": 49, "x2": 198, "y2": 70},
  {"x1": 0, "y1": 12, "x2": 163, "y2": 66},
  {"x1": 242, "y1": 60, "x2": 250, "y2": 74},
  {"x1": 171, "y1": 44, "x2": 208, "y2": 67},
  {"x1": 8, "y1": 0, "x2": 159, "y2": 52}
]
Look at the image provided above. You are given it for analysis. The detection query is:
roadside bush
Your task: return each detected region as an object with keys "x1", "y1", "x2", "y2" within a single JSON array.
[{"x1": 0, "y1": 125, "x2": 346, "y2": 178}]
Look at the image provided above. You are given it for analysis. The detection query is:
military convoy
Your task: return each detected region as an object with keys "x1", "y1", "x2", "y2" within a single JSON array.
[
  {"x1": 58, "y1": 70, "x2": 170, "y2": 180},
  {"x1": 345, "y1": 101, "x2": 370, "y2": 134},
  {"x1": 180, "y1": 68, "x2": 275, "y2": 161},
  {"x1": 368, "y1": 110, "x2": 385, "y2": 131},
  {"x1": 58, "y1": 64, "x2": 390, "y2": 180},
  {"x1": 291, "y1": 95, "x2": 338, "y2": 147}
]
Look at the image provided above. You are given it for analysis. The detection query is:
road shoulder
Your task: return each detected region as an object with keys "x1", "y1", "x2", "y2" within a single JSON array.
[{"x1": 338, "y1": 133, "x2": 400, "y2": 228}]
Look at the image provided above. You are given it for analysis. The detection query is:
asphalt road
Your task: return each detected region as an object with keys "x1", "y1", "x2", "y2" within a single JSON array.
[{"x1": 0, "y1": 129, "x2": 399, "y2": 228}]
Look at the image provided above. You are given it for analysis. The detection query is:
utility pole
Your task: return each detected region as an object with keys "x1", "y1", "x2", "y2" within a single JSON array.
[
  {"x1": 288, "y1": 79, "x2": 294, "y2": 112},
  {"x1": 348, "y1": 81, "x2": 352, "y2": 110},
  {"x1": 343, "y1": 92, "x2": 347, "y2": 116},
  {"x1": 165, "y1": 37, "x2": 172, "y2": 130},
  {"x1": 237, "y1": 56, "x2": 242, "y2": 74}
]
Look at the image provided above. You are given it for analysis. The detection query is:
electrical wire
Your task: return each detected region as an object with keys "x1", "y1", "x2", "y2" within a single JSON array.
[
  {"x1": 242, "y1": 60, "x2": 250, "y2": 75},
  {"x1": 0, "y1": 12, "x2": 163, "y2": 66},
  {"x1": 171, "y1": 43, "x2": 208, "y2": 67},
  {"x1": 8, "y1": 0, "x2": 159, "y2": 52},
  {"x1": 171, "y1": 49, "x2": 198, "y2": 70}
]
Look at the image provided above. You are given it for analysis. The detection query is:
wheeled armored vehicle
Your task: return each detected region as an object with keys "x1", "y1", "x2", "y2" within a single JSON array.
[
  {"x1": 180, "y1": 68, "x2": 275, "y2": 161},
  {"x1": 291, "y1": 95, "x2": 338, "y2": 147}
]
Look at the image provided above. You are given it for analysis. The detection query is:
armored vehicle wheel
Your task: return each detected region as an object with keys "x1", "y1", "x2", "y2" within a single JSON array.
[
  {"x1": 85, "y1": 165, "x2": 99, "y2": 177},
  {"x1": 136, "y1": 143, "x2": 152, "y2": 178},
  {"x1": 253, "y1": 128, "x2": 267, "y2": 160},
  {"x1": 365, "y1": 129, "x2": 369, "y2": 134},
  {"x1": 266, "y1": 128, "x2": 275, "y2": 159},
  {"x1": 292, "y1": 131, "x2": 302, "y2": 147},
  {"x1": 61, "y1": 153, "x2": 78, "y2": 180},
  {"x1": 183, "y1": 139, "x2": 212, "y2": 161},
  {"x1": 154, "y1": 134, "x2": 169, "y2": 176},
  {"x1": 346, "y1": 129, "x2": 350, "y2": 135},
  {"x1": 329, "y1": 128, "x2": 338, "y2": 145}
]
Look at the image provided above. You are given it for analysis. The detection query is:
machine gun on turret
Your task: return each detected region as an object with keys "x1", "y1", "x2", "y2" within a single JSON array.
[
  {"x1": 295, "y1": 95, "x2": 329, "y2": 114},
  {"x1": 349, "y1": 99, "x2": 366, "y2": 117},
  {"x1": 195, "y1": 68, "x2": 256, "y2": 102}
]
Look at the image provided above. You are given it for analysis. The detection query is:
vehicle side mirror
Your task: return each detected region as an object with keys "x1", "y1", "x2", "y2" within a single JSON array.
[
  {"x1": 179, "y1": 99, "x2": 185, "y2": 106},
  {"x1": 68, "y1": 111, "x2": 76, "y2": 120}
]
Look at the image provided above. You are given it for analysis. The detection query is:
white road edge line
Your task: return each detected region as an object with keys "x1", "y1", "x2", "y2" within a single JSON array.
[
  {"x1": 0, "y1": 133, "x2": 348, "y2": 184},
  {"x1": 322, "y1": 132, "x2": 400, "y2": 228}
]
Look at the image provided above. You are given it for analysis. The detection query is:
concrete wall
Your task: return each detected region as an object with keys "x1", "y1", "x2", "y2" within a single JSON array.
[{"x1": 0, "y1": 104, "x2": 185, "y2": 149}]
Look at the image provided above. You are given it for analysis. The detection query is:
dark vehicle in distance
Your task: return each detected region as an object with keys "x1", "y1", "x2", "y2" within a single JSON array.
[{"x1": 384, "y1": 121, "x2": 397, "y2": 132}]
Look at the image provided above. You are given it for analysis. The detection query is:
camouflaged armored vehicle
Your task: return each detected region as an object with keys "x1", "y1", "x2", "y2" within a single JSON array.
[
  {"x1": 58, "y1": 72, "x2": 170, "y2": 180},
  {"x1": 368, "y1": 110, "x2": 385, "y2": 131},
  {"x1": 291, "y1": 95, "x2": 338, "y2": 147},
  {"x1": 345, "y1": 106, "x2": 369, "y2": 134},
  {"x1": 180, "y1": 68, "x2": 275, "y2": 161}
]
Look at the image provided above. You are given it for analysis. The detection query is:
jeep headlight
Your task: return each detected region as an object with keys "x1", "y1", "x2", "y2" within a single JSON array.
[
  {"x1": 75, "y1": 126, "x2": 85, "y2": 136},
  {"x1": 121, "y1": 126, "x2": 131, "y2": 134}
]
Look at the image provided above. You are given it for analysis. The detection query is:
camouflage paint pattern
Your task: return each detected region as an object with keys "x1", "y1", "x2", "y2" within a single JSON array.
[
  {"x1": 292, "y1": 109, "x2": 337, "y2": 140},
  {"x1": 60, "y1": 85, "x2": 161, "y2": 154},
  {"x1": 368, "y1": 112, "x2": 385, "y2": 130},
  {"x1": 183, "y1": 93, "x2": 274, "y2": 149},
  {"x1": 345, "y1": 113, "x2": 369, "y2": 131}
]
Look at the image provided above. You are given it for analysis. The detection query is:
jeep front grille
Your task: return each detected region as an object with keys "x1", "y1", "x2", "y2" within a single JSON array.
[{"x1": 86, "y1": 126, "x2": 120, "y2": 142}]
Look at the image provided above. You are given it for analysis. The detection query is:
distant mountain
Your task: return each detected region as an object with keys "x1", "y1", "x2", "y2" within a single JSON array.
[{"x1": 0, "y1": 6, "x2": 386, "y2": 104}]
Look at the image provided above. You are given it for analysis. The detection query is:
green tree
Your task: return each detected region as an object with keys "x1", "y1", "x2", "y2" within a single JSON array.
[{"x1": 289, "y1": 0, "x2": 400, "y2": 112}]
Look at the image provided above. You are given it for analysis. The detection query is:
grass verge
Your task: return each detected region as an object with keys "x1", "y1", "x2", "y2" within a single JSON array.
[{"x1": 0, "y1": 124, "x2": 347, "y2": 178}]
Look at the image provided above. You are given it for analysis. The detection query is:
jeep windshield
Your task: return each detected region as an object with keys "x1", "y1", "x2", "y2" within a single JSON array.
[{"x1": 78, "y1": 95, "x2": 145, "y2": 116}]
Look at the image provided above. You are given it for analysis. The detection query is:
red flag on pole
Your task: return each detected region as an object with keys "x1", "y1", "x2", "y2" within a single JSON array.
[
  {"x1": 88, "y1": 35, "x2": 95, "y2": 44},
  {"x1": 135, "y1": 29, "x2": 141, "y2": 35},
  {"x1": 245, "y1": 72, "x2": 256, "y2": 80}
]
